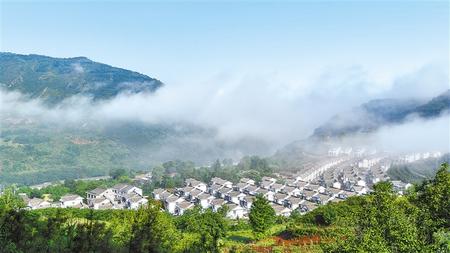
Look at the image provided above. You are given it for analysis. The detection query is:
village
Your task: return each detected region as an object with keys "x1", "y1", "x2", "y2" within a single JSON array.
[{"x1": 16, "y1": 147, "x2": 435, "y2": 219}]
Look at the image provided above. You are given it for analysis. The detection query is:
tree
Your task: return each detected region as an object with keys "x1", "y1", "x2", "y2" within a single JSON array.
[
  {"x1": 151, "y1": 165, "x2": 165, "y2": 184},
  {"x1": 177, "y1": 207, "x2": 228, "y2": 253},
  {"x1": 128, "y1": 201, "x2": 177, "y2": 253},
  {"x1": 212, "y1": 159, "x2": 222, "y2": 174},
  {"x1": 324, "y1": 181, "x2": 422, "y2": 252},
  {"x1": 110, "y1": 168, "x2": 128, "y2": 180},
  {"x1": 191, "y1": 208, "x2": 228, "y2": 253},
  {"x1": 71, "y1": 211, "x2": 114, "y2": 253},
  {"x1": 249, "y1": 194, "x2": 276, "y2": 238},
  {"x1": 410, "y1": 163, "x2": 450, "y2": 248}
]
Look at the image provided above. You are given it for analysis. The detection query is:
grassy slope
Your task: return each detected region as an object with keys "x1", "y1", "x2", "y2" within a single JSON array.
[{"x1": 0, "y1": 124, "x2": 132, "y2": 185}]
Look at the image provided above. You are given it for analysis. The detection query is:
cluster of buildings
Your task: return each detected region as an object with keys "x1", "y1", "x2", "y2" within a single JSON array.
[
  {"x1": 397, "y1": 152, "x2": 442, "y2": 164},
  {"x1": 152, "y1": 175, "x2": 368, "y2": 219},
  {"x1": 328, "y1": 147, "x2": 377, "y2": 157},
  {"x1": 15, "y1": 153, "x2": 418, "y2": 218},
  {"x1": 150, "y1": 150, "x2": 419, "y2": 219},
  {"x1": 19, "y1": 183, "x2": 148, "y2": 210}
]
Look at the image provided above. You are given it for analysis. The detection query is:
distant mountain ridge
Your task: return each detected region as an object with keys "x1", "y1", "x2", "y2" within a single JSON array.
[
  {"x1": 312, "y1": 90, "x2": 450, "y2": 139},
  {"x1": 0, "y1": 52, "x2": 163, "y2": 104}
]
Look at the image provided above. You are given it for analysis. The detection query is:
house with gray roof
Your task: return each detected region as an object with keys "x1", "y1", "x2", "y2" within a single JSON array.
[{"x1": 60, "y1": 194, "x2": 84, "y2": 208}]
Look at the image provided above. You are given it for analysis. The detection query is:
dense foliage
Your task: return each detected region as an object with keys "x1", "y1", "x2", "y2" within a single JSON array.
[{"x1": 0, "y1": 120, "x2": 272, "y2": 185}]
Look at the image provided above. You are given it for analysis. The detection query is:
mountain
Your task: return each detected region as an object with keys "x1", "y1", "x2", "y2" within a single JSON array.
[
  {"x1": 0, "y1": 52, "x2": 163, "y2": 104},
  {"x1": 415, "y1": 90, "x2": 450, "y2": 118},
  {"x1": 312, "y1": 90, "x2": 450, "y2": 139}
]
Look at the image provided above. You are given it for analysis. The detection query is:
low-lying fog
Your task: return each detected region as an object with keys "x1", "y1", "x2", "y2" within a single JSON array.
[{"x1": 1, "y1": 62, "x2": 449, "y2": 158}]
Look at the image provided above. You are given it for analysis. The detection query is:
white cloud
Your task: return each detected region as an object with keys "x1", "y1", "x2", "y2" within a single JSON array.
[
  {"x1": 1, "y1": 62, "x2": 448, "y2": 156},
  {"x1": 72, "y1": 63, "x2": 84, "y2": 73}
]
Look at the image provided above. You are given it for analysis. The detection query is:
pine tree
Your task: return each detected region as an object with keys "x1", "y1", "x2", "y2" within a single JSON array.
[{"x1": 249, "y1": 194, "x2": 276, "y2": 239}]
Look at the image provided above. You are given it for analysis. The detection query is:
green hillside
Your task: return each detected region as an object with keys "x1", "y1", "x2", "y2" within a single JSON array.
[{"x1": 0, "y1": 52, "x2": 163, "y2": 104}]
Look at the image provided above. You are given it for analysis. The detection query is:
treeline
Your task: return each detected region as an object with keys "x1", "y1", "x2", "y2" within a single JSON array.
[
  {"x1": 13, "y1": 155, "x2": 276, "y2": 200},
  {"x1": 0, "y1": 163, "x2": 448, "y2": 253}
]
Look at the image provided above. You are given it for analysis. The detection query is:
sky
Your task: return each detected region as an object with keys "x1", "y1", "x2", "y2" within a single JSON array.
[
  {"x1": 1, "y1": 1, "x2": 448, "y2": 85},
  {"x1": 1, "y1": 0, "x2": 449, "y2": 148}
]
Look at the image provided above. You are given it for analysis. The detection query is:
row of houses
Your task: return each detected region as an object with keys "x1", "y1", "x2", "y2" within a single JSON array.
[
  {"x1": 328, "y1": 147, "x2": 377, "y2": 157},
  {"x1": 152, "y1": 175, "x2": 368, "y2": 219},
  {"x1": 20, "y1": 184, "x2": 148, "y2": 210}
]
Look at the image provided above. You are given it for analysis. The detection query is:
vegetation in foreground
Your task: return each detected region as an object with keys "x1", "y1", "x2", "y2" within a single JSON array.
[{"x1": 0, "y1": 163, "x2": 449, "y2": 253}]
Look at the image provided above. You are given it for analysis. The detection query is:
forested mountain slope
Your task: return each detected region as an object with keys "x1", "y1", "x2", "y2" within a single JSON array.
[{"x1": 0, "y1": 52, "x2": 163, "y2": 104}]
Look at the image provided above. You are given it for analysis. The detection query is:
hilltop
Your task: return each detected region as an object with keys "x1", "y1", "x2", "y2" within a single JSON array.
[
  {"x1": 0, "y1": 52, "x2": 163, "y2": 104},
  {"x1": 312, "y1": 90, "x2": 450, "y2": 139}
]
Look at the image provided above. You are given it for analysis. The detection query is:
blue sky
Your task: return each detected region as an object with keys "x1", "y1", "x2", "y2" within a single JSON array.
[{"x1": 1, "y1": 1, "x2": 448, "y2": 86}]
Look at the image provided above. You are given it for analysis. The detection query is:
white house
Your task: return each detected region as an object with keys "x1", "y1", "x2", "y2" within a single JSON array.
[
  {"x1": 271, "y1": 203, "x2": 291, "y2": 217},
  {"x1": 240, "y1": 196, "x2": 255, "y2": 209},
  {"x1": 175, "y1": 200, "x2": 195, "y2": 215},
  {"x1": 327, "y1": 188, "x2": 343, "y2": 198},
  {"x1": 27, "y1": 198, "x2": 52, "y2": 210},
  {"x1": 352, "y1": 185, "x2": 368, "y2": 195},
  {"x1": 274, "y1": 193, "x2": 289, "y2": 205},
  {"x1": 234, "y1": 182, "x2": 250, "y2": 192},
  {"x1": 225, "y1": 203, "x2": 246, "y2": 219},
  {"x1": 217, "y1": 187, "x2": 233, "y2": 199},
  {"x1": 328, "y1": 147, "x2": 342, "y2": 157},
  {"x1": 261, "y1": 176, "x2": 277, "y2": 183},
  {"x1": 209, "y1": 184, "x2": 224, "y2": 195},
  {"x1": 302, "y1": 190, "x2": 317, "y2": 201},
  {"x1": 210, "y1": 177, "x2": 233, "y2": 188},
  {"x1": 185, "y1": 178, "x2": 208, "y2": 192},
  {"x1": 165, "y1": 195, "x2": 184, "y2": 214},
  {"x1": 59, "y1": 194, "x2": 84, "y2": 208},
  {"x1": 295, "y1": 181, "x2": 309, "y2": 191},
  {"x1": 284, "y1": 196, "x2": 302, "y2": 210},
  {"x1": 239, "y1": 178, "x2": 255, "y2": 185},
  {"x1": 356, "y1": 178, "x2": 367, "y2": 187},
  {"x1": 255, "y1": 188, "x2": 275, "y2": 202},
  {"x1": 270, "y1": 183, "x2": 285, "y2": 193},
  {"x1": 224, "y1": 191, "x2": 246, "y2": 205},
  {"x1": 90, "y1": 197, "x2": 114, "y2": 210},
  {"x1": 152, "y1": 188, "x2": 167, "y2": 200},
  {"x1": 178, "y1": 186, "x2": 194, "y2": 197},
  {"x1": 282, "y1": 186, "x2": 301, "y2": 197},
  {"x1": 86, "y1": 188, "x2": 115, "y2": 205},
  {"x1": 244, "y1": 185, "x2": 259, "y2": 195},
  {"x1": 195, "y1": 193, "x2": 214, "y2": 209},
  {"x1": 300, "y1": 201, "x2": 317, "y2": 213},
  {"x1": 125, "y1": 194, "x2": 148, "y2": 210},
  {"x1": 285, "y1": 178, "x2": 297, "y2": 187},
  {"x1": 210, "y1": 198, "x2": 226, "y2": 212},
  {"x1": 332, "y1": 181, "x2": 342, "y2": 189},
  {"x1": 112, "y1": 184, "x2": 143, "y2": 203},
  {"x1": 260, "y1": 180, "x2": 275, "y2": 189}
]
